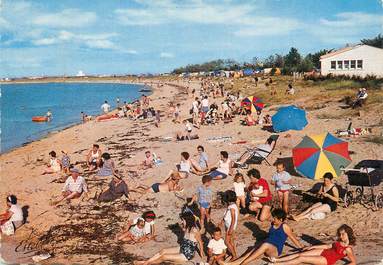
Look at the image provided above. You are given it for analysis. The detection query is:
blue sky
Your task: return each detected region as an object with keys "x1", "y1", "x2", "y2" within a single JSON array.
[{"x1": 1, "y1": 0, "x2": 382, "y2": 77}]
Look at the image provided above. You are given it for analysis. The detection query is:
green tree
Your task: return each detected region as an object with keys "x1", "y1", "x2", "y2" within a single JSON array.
[
  {"x1": 283, "y1": 47, "x2": 302, "y2": 73},
  {"x1": 361, "y1": 34, "x2": 383, "y2": 48}
]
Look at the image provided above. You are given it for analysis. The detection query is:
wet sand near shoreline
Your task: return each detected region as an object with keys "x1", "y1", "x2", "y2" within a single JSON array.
[{"x1": 1, "y1": 79, "x2": 382, "y2": 264}]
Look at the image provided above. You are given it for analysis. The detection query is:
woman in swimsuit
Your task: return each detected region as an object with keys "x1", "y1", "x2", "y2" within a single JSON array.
[
  {"x1": 226, "y1": 209, "x2": 303, "y2": 265},
  {"x1": 134, "y1": 212, "x2": 204, "y2": 265},
  {"x1": 292, "y1": 173, "x2": 339, "y2": 222},
  {"x1": 87, "y1": 144, "x2": 102, "y2": 170},
  {"x1": 270, "y1": 224, "x2": 356, "y2": 265}
]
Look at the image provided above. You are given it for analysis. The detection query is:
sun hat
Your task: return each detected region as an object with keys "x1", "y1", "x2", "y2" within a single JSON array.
[{"x1": 70, "y1": 167, "x2": 80, "y2": 173}]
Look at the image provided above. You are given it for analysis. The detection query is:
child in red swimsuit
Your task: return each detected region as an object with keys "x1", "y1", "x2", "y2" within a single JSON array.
[{"x1": 269, "y1": 224, "x2": 356, "y2": 265}]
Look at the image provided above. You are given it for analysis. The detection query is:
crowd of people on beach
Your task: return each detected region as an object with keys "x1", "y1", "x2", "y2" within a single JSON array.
[{"x1": 1, "y1": 78, "x2": 359, "y2": 265}]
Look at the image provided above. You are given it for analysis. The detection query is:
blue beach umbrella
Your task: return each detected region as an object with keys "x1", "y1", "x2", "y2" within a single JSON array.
[{"x1": 272, "y1": 105, "x2": 308, "y2": 132}]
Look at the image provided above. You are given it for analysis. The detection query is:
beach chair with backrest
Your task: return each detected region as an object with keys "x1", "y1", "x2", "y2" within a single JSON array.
[{"x1": 235, "y1": 134, "x2": 279, "y2": 168}]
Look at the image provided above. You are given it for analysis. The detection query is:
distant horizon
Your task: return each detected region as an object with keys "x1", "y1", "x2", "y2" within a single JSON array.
[{"x1": 1, "y1": 0, "x2": 382, "y2": 78}]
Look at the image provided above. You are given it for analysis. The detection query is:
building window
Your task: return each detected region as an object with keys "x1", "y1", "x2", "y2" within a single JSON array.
[
  {"x1": 351, "y1": 60, "x2": 356, "y2": 69},
  {"x1": 331, "y1": 61, "x2": 336, "y2": 69},
  {"x1": 357, "y1": 60, "x2": 363, "y2": 69},
  {"x1": 337, "y1": 61, "x2": 343, "y2": 69},
  {"x1": 344, "y1": 60, "x2": 350, "y2": 69}
]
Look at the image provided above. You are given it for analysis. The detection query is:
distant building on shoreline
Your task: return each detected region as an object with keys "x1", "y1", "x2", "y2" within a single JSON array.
[
  {"x1": 320, "y1": 44, "x2": 383, "y2": 78},
  {"x1": 76, "y1": 70, "x2": 86, "y2": 77}
]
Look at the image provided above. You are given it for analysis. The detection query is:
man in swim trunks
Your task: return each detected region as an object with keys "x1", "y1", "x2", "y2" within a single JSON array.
[{"x1": 136, "y1": 172, "x2": 183, "y2": 194}]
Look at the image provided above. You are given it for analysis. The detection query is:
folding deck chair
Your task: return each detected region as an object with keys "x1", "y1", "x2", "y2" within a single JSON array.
[{"x1": 234, "y1": 134, "x2": 279, "y2": 168}]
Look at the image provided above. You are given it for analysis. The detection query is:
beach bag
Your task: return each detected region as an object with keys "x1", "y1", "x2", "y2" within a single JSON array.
[
  {"x1": 1, "y1": 221, "x2": 15, "y2": 235},
  {"x1": 310, "y1": 212, "x2": 326, "y2": 220}
]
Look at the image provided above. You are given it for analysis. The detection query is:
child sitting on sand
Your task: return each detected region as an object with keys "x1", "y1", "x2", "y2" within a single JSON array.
[
  {"x1": 208, "y1": 227, "x2": 227, "y2": 265},
  {"x1": 42, "y1": 151, "x2": 62, "y2": 175},
  {"x1": 95, "y1": 153, "x2": 116, "y2": 178},
  {"x1": 233, "y1": 173, "x2": 246, "y2": 209},
  {"x1": 189, "y1": 175, "x2": 213, "y2": 233},
  {"x1": 115, "y1": 218, "x2": 148, "y2": 244}
]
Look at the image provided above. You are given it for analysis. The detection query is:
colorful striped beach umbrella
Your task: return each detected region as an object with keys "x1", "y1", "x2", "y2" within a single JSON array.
[
  {"x1": 292, "y1": 133, "x2": 352, "y2": 180},
  {"x1": 241, "y1": 96, "x2": 265, "y2": 113}
]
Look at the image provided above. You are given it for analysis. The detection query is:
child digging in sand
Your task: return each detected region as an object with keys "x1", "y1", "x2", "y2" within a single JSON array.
[
  {"x1": 189, "y1": 175, "x2": 213, "y2": 233},
  {"x1": 208, "y1": 227, "x2": 227, "y2": 265}
]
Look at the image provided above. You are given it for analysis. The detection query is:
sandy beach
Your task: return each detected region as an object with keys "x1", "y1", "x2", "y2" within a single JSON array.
[{"x1": 1, "y1": 78, "x2": 383, "y2": 265}]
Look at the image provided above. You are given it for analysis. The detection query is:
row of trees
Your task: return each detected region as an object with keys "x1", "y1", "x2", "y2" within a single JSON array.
[{"x1": 172, "y1": 34, "x2": 382, "y2": 75}]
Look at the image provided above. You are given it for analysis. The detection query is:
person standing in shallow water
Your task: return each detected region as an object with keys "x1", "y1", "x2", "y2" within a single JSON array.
[{"x1": 101, "y1": 100, "x2": 111, "y2": 114}]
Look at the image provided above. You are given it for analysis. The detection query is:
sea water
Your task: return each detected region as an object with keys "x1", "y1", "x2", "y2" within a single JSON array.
[{"x1": 0, "y1": 82, "x2": 149, "y2": 153}]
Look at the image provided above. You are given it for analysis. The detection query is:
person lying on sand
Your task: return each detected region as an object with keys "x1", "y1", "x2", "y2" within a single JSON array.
[
  {"x1": 116, "y1": 211, "x2": 157, "y2": 243},
  {"x1": 51, "y1": 167, "x2": 88, "y2": 206},
  {"x1": 224, "y1": 209, "x2": 304, "y2": 265},
  {"x1": 86, "y1": 144, "x2": 102, "y2": 170},
  {"x1": 135, "y1": 172, "x2": 183, "y2": 194},
  {"x1": 134, "y1": 212, "x2": 204, "y2": 265},
  {"x1": 0, "y1": 195, "x2": 23, "y2": 235},
  {"x1": 95, "y1": 153, "x2": 116, "y2": 178},
  {"x1": 42, "y1": 151, "x2": 62, "y2": 175},
  {"x1": 176, "y1": 131, "x2": 199, "y2": 141},
  {"x1": 97, "y1": 172, "x2": 130, "y2": 202},
  {"x1": 269, "y1": 224, "x2": 356, "y2": 265}
]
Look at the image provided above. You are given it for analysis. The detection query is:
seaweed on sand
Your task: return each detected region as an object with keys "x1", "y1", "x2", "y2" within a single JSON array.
[{"x1": 37, "y1": 201, "x2": 153, "y2": 264}]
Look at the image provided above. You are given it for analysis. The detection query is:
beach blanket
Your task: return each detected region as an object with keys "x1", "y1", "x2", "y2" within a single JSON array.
[{"x1": 206, "y1": 136, "x2": 233, "y2": 143}]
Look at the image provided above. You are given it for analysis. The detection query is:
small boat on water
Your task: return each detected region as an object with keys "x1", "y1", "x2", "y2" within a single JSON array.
[
  {"x1": 139, "y1": 89, "x2": 152, "y2": 92},
  {"x1": 32, "y1": 116, "x2": 48, "y2": 122}
]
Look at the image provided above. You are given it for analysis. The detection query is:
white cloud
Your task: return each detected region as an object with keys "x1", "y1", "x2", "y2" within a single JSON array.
[
  {"x1": 234, "y1": 17, "x2": 300, "y2": 36},
  {"x1": 33, "y1": 9, "x2": 97, "y2": 28},
  {"x1": 319, "y1": 12, "x2": 383, "y2": 28},
  {"x1": 32, "y1": 38, "x2": 57, "y2": 45},
  {"x1": 160, "y1": 52, "x2": 174, "y2": 58},
  {"x1": 85, "y1": 39, "x2": 116, "y2": 49},
  {"x1": 312, "y1": 12, "x2": 383, "y2": 45},
  {"x1": 31, "y1": 30, "x2": 119, "y2": 50},
  {"x1": 115, "y1": 1, "x2": 257, "y2": 26}
]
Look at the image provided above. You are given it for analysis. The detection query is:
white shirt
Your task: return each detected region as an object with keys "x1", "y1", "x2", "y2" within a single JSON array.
[
  {"x1": 101, "y1": 103, "x2": 111, "y2": 113},
  {"x1": 208, "y1": 238, "x2": 227, "y2": 255},
  {"x1": 233, "y1": 182, "x2": 245, "y2": 197},
  {"x1": 217, "y1": 159, "x2": 231, "y2": 175},
  {"x1": 201, "y1": 98, "x2": 209, "y2": 107},
  {"x1": 133, "y1": 218, "x2": 154, "y2": 235},
  {"x1": 63, "y1": 176, "x2": 88, "y2": 193},
  {"x1": 9, "y1": 204, "x2": 23, "y2": 223},
  {"x1": 192, "y1": 101, "x2": 199, "y2": 112},
  {"x1": 223, "y1": 204, "x2": 239, "y2": 230},
  {"x1": 185, "y1": 122, "x2": 192, "y2": 132}
]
